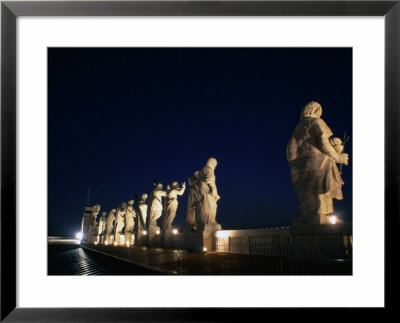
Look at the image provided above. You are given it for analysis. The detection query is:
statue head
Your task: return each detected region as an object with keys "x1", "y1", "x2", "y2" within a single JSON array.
[
  {"x1": 110, "y1": 208, "x2": 116, "y2": 214},
  {"x1": 92, "y1": 204, "x2": 100, "y2": 215},
  {"x1": 155, "y1": 183, "x2": 163, "y2": 190},
  {"x1": 171, "y1": 181, "x2": 179, "y2": 189},
  {"x1": 194, "y1": 170, "x2": 200, "y2": 178},
  {"x1": 300, "y1": 101, "x2": 322, "y2": 120},
  {"x1": 120, "y1": 202, "x2": 127, "y2": 209},
  {"x1": 206, "y1": 157, "x2": 218, "y2": 169},
  {"x1": 127, "y1": 200, "x2": 134, "y2": 206},
  {"x1": 141, "y1": 193, "x2": 148, "y2": 200}
]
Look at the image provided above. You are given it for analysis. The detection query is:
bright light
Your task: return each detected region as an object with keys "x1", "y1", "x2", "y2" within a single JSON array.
[
  {"x1": 215, "y1": 231, "x2": 230, "y2": 238},
  {"x1": 329, "y1": 215, "x2": 337, "y2": 224},
  {"x1": 143, "y1": 231, "x2": 147, "y2": 235},
  {"x1": 114, "y1": 241, "x2": 118, "y2": 246},
  {"x1": 75, "y1": 232, "x2": 83, "y2": 240},
  {"x1": 172, "y1": 229, "x2": 178, "y2": 235},
  {"x1": 104, "y1": 241, "x2": 109, "y2": 245},
  {"x1": 126, "y1": 242, "x2": 130, "y2": 247},
  {"x1": 94, "y1": 241, "x2": 98, "y2": 245},
  {"x1": 156, "y1": 230, "x2": 160, "y2": 235},
  {"x1": 203, "y1": 247, "x2": 208, "y2": 252}
]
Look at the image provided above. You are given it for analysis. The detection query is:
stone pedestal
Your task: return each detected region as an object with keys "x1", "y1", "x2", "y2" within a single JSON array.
[
  {"x1": 147, "y1": 224, "x2": 161, "y2": 247},
  {"x1": 135, "y1": 229, "x2": 147, "y2": 246},
  {"x1": 124, "y1": 233, "x2": 134, "y2": 246},
  {"x1": 290, "y1": 222, "x2": 352, "y2": 260},
  {"x1": 181, "y1": 223, "x2": 222, "y2": 252}
]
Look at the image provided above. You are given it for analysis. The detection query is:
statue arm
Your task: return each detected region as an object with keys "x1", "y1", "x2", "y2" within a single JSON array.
[
  {"x1": 203, "y1": 168, "x2": 219, "y2": 198},
  {"x1": 177, "y1": 183, "x2": 186, "y2": 195},
  {"x1": 319, "y1": 136, "x2": 340, "y2": 161}
]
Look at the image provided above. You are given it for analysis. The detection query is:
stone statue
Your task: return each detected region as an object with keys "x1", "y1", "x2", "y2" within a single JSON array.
[
  {"x1": 197, "y1": 158, "x2": 220, "y2": 226},
  {"x1": 105, "y1": 208, "x2": 116, "y2": 235},
  {"x1": 97, "y1": 211, "x2": 107, "y2": 236},
  {"x1": 91, "y1": 204, "x2": 100, "y2": 227},
  {"x1": 124, "y1": 200, "x2": 136, "y2": 235},
  {"x1": 147, "y1": 183, "x2": 167, "y2": 226},
  {"x1": 286, "y1": 101, "x2": 349, "y2": 225},
  {"x1": 138, "y1": 194, "x2": 148, "y2": 228},
  {"x1": 115, "y1": 202, "x2": 127, "y2": 236},
  {"x1": 161, "y1": 181, "x2": 186, "y2": 231},
  {"x1": 187, "y1": 171, "x2": 201, "y2": 227}
]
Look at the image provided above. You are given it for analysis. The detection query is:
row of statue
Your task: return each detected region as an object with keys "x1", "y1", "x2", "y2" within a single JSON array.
[
  {"x1": 88, "y1": 100, "x2": 350, "y2": 238},
  {"x1": 89, "y1": 157, "x2": 221, "y2": 237}
]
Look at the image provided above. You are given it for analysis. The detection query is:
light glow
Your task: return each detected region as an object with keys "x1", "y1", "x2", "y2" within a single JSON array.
[
  {"x1": 94, "y1": 241, "x2": 98, "y2": 245},
  {"x1": 329, "y1": 215, "x2": 337, "y2": 225},
  {"x1": 156, "y1": 230, "x2": 160, "y2": 235},
  {"x1": 104, "y1": 241, "x2": 109, "y2": 245},
  {"x1": 114, "y1": 241, "x2": 118, "y2": 246},
  {"x1": 126, "y1": 242, "x2": 130, "y2": 247},
  {"x1": 143, "y1": 231, "x2": 147, "y2": 235},
  {"x1": 75, "y1": 232, "x2": 83, "y2": 240},
  {"x1": 203, "y1": 247, "x2": 208, "y2": 252},
  {"x1": 172, "y1": 229, "x2": 178, "y2": 235},
  {"x1": 215, "y1": 231, "x2": 230, "y2": 238}
]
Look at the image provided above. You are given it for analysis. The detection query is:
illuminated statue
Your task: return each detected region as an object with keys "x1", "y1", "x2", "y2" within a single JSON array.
[
  {"x1": 187, "y1": 171, "x2": 201, "y2": 227},
  {"x1": 197, "y1": 158, "x2": 220, "y2": 226},
  {"x1": 286, "y1": 101, "x2": 349, "y2": 225},
  {"x1": 138, "y1": 194, "x2": 148, "y2": 228},
  {"x1": 161, "y1": 181, "x2": 186, "y2": 231},
  {"x1": 115, "y1": 202, "x2": 127, "y2": 235},
  {"x1": 105, "y1": 209, "x2": 116, "y2": 235},
  {"x1": 147, "y1": 183, "x2": 167, "y2": 226},
  {"x1": 91, "y1": 204, "x2": 100, "y2": 227},
  {"x1": 97, "y1": 212, "x2": 107, "y2": 236},
  {"x1": 124, "y1": 200, "x2": 136, "y2": 235}
]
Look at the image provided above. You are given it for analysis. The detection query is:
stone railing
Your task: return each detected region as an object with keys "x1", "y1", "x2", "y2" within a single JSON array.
[{"x1": 213, "y1": 227, "x2": 292, "y2": 256}]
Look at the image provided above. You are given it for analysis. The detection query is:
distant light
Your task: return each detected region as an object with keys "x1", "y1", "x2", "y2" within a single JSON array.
[
  {"x1": 114, "y1": 241, "x2": 118, "y2": 246},
  {"x1": 126, "y1": 242, "x2": 130, "y2": 247},
  {"x1": 203, "y1": 247, "x2": 208, "y2": 252},
  {"x1": 329, "y1": 215, "x2": 337, "y2": 225},
  {"x1": 156, "y1": 230, "x2": 160, "y2": 235},
  {"x1": 94, "y1": 241, "x2": 98, "y2": 245},
  {"x1": 105, "y1": 241, "x2": 109, "y2": 245},
  {"x1": 75, "y1": 232, "x2": 83, "y2": 240},
  {"x1": 143, "y1": 231, "x2": 147, "y2": 235},
  {"x1": 172, "y1": 229, "x2": 178, "y2": 235}
]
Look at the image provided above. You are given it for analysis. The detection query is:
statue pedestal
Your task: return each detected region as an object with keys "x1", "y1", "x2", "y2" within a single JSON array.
[
  {"x1": 147, "y1": 224, "x2": 161, "y2": 247},
  {"x1": 181, "y1": 223, "x2": 222, "y2": 253},
  {"x1": 290, "y1": 223, "x2": 352, "y2": 260},
  {"x1": 124, "y1": 233, "x2": 134, "y2": 246},
  {"x1": 135, "y1": 229, "x2": 147, "y2": 246}
]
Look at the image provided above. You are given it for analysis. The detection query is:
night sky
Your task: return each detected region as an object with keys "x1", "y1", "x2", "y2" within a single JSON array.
[{"x1": 48, "y1": 48, "x2": 352, "y2": 237}]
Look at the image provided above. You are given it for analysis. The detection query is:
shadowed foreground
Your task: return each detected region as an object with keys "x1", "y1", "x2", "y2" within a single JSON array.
[{"x1": 48, "y1": 238, "x2": 162, "y2": 275}]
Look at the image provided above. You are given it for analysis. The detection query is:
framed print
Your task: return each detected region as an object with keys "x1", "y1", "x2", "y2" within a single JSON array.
[{"x1": 1, "y1": 0, "x2": 398, "y2": 321}]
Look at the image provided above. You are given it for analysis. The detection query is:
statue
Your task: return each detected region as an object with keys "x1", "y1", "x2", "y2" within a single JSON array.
[
  {"x1": 91, "y1": 204, "x2": 100, "y2": 227},
  {"x1": 197, "y1": 158, "x2": 220, "y2": 226},
  {"x1": 124, "y1": 200, "x2": 136, "y2": 235},
  {"x1": 187, "y1": 171, "x2": 201, "y2": 227},
  {"x1": 286, "y1": 101, "x2": 349, "y2": 225},
  {"x1": 161, "y1": 181, "x2": 186, "y2": 231},
  {"x1": 105, "y1": 209, "x2": 116, "y2": 235},
  {"x1": 147, "y1": 183, "x2": 167, "y2": 226},
  {"x1": 115, "y1": 202, "x2": 127, "y2": 237},
  {"x1": 138, "y1": 194, "x2": 148, "y2": 228},
  {"x1": 97, "y1": 211, "x2": 107, "y2": 236}
]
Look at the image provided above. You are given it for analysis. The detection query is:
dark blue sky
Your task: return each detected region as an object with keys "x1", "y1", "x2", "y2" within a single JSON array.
[{"x1": 48, "y1": 48, "x2": 352, "y2": 236}]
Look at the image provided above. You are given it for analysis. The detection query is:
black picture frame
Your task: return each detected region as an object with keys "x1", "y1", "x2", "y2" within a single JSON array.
[{"x1": 1, "y1": 0, "x2": 398, "y2": 321}]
